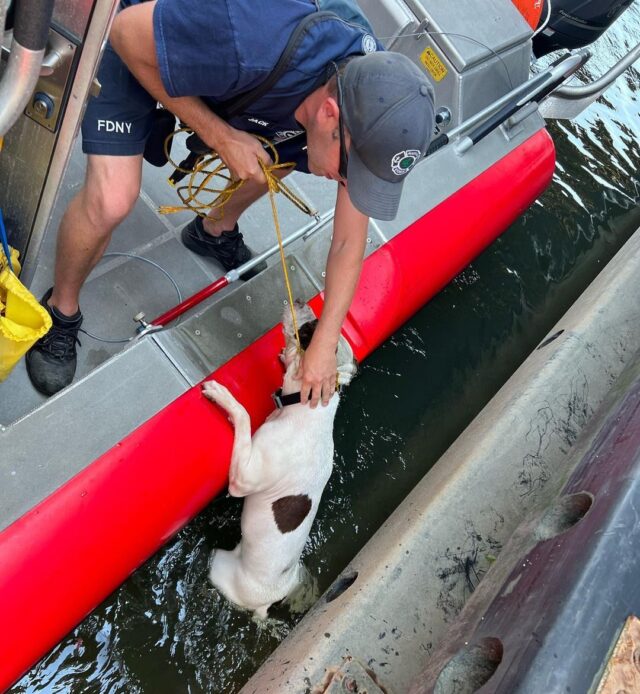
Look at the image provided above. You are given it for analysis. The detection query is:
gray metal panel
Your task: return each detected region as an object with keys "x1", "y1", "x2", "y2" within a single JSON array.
[
  {"x1": 360, "y1": 0, "x2": 532, "y2": 130},
  {"x1": 0, "y1": 339, "x2": 189, "y2": 533},
  {"x1": 411, "y1": 350, "x2": 640, "y2": 693},
  {"x1": 457, "y1": 41, "x2": 532, "y2": 122},
  {"x1": 152, "y1": 254, "x2": 320, "y2": 385},
  {"x1": 404, "y1": 0, "x2": 532, "y2": 71},
  {"x1": 0, "y1": 94, "x2": 56, "y2": 252},
  {"x1": 356, "y1": 0, "x2": 417, "y2": 46},
  {"x1": 295, "y1": 218, "x2": 386, "y2": 289},
  {"x1": 53, "y1": 0, "x2": 101, "y2": 43},
  {"x1": 0, "y1": 27, "x2": 76, "y2": 252}
]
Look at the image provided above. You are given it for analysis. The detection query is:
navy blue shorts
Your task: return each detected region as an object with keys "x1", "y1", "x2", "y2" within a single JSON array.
[
  {"x1": 81, "y1": 44, "x2": 310, "y2": 173},
  {"x1": 82, "y1": 44, "x2": 156, "y2": 156}
]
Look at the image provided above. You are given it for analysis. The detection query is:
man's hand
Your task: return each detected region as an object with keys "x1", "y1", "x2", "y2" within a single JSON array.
[
  {"x1": 212, "y1": 126, "x2": 272, "y2": 184},
  {"x1": 298, "y1": 336, "x2": 337, "y2": 408}
]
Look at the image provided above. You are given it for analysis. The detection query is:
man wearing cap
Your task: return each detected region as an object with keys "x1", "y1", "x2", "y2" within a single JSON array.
[{"x1": 26, "y1": 0, "x2": 435, "y2": 404}]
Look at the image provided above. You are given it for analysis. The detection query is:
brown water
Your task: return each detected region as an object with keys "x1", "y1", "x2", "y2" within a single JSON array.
[{"x1": 10, "y1": 8, "x2": 640, "y2": 693}]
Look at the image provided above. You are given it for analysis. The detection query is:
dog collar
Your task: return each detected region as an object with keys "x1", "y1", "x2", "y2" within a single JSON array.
[
  {"x1": 272, "y1": 389, "x2": 302, "y2": 409},
  {"x1": 272, "y1": 386, "x2": 343, "y2": 409}
]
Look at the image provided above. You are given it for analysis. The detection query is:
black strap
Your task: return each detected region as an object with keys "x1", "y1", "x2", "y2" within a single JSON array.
[
  {"x1": 216, "y1": 11, "x2": 340, "y2": 119},
  {"x1": 272, "y1": 385, "x2": 344, "y2": 409},
  {"x1": 272, "y1": 389, "x2": 302, "y2": 408}
]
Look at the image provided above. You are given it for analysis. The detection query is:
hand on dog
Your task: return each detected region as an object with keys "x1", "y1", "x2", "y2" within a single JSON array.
[{"x1": 298, "y1": 339, "x2": 337, "y2": 408}]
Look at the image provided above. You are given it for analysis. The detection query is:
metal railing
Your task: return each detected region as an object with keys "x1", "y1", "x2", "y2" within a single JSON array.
[{"x1": 0, "y1": 0, "x2": 54, "y2": 136}]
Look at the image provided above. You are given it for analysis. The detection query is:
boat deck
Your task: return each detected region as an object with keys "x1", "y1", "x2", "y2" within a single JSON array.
[{"x1": 1, "y1": 139, "x2": 341, "y2": 424}]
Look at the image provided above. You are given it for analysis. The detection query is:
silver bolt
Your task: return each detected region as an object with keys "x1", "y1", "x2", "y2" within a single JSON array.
[
  {"x1": 366, "y1": 237, "x2": 371, "y2": 243},
  {"x1": 237, "y1": 332, "x2": 242, "y2": 338},
  {"x1": 33, "y1": 99, "x2": 49, "y2": 117},
  {"x1": 435, "y1": 107, "x2": 452, "y2": 127},
  {"x1": 290, "y1": 265, "x2": 296, "y2": 271},
  {"x1": 321, "y1": 271, "x2": 326, "y2": 278},
  {"x1": 246, "y1": 295, "x2": 252, "y2": 301},
  {"x1": 195, "y1": 329, "x2": 201, "y2": 336}
]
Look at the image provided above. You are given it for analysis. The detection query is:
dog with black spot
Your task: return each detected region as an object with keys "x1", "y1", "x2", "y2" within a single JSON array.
[{"x1": 202, "y1": 301, "x2": 357, "y2": 618}]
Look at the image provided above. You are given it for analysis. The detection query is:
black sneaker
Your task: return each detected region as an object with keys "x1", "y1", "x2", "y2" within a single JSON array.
[
  {"x1": 181, "y1": 217, "x2": 267, "y2": 281},
  {"x1": 26, "y1": 288, "x2": 82, "y2": 396}
]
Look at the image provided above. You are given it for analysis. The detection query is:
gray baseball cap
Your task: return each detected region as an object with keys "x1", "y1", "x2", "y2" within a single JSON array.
[{"x1": 341, "y1": 52, "x2": 435, "y2": 221}]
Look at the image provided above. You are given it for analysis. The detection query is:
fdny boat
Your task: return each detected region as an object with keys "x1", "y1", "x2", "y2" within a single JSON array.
[{"x1": 0, "y1": 0, "x2": 638, "y2": 690}]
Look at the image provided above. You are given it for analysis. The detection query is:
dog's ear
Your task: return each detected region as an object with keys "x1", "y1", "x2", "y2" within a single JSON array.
[{"x1": 297, "y1": 319, "x2": 319, "y2": 351}]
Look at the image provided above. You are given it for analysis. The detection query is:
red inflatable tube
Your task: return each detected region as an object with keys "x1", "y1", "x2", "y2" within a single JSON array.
[{"x1": 0, "y1": 129, "x2": 554, "y2": 691}]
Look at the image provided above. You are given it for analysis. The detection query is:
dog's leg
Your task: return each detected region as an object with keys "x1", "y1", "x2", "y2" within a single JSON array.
[
  {"x1": 253, "y1": 604, "x2": 270, "y2": 620},
  {"x1": 202, "y1": 380, "x2": 264, "y2": 496}
]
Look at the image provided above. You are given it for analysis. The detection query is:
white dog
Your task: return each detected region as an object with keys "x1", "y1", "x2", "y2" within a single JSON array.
[{"x1": 202, "y1": 301, "x2": 356, "y2": 618}]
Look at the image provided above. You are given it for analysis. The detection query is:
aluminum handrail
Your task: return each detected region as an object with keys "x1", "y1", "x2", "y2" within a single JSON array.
[
  {"x1": 0, "y1": 0, "x2": 55, "y2": 136},
  {"x1": 552, "y1": 42, "x2": 640, "y2": 99},
  {"x1": 425, "y1": 50, "x2": 589, "y2": 157}
]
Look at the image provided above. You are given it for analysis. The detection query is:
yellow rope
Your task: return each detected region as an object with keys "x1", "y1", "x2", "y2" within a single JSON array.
[
  {"x1": 159, "y1": 129, "x2": 308, "y2": 352},
  {"x1": 259, "y1": 158, "x2": 302, "y2": 353},
  {"x1": 158, "y1": 129, "x2": 314, "y2": 221}
]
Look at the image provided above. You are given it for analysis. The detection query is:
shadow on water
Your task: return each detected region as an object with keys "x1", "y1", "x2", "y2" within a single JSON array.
[{"x1": 11, "y1": 8, "x2": 640, "y2": 693}]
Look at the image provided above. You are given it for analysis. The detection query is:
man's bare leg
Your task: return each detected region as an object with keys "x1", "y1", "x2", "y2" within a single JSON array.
[
  {"x1": 26, "y1": 153, "x2": 143, "y2": 395},
  {"x1": 50, "y1": 153, "x2": 144, "y2": 315}
]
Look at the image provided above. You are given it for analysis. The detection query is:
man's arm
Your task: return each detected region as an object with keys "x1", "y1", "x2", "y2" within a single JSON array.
[
  {"x1": 109, "y1": 2, "x2": 269, "y2": 182},
  {"x1": 299, "y1": 184, "x2": 368, "y2": 407}
]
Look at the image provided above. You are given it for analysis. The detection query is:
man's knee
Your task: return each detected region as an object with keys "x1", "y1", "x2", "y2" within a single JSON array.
[{"x1": 83, "y1": 157, "x2": 141, "y2": 229}]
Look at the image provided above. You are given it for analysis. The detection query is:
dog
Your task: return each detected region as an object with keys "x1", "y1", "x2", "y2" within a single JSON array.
[{"x1": 202, "y1": 301, "x2": 357, "y2": 618}]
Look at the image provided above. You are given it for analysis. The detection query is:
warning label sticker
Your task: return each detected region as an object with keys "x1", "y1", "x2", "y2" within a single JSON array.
[{"x1": 420, "y1": 47, "x2": 448, "y2": 83}]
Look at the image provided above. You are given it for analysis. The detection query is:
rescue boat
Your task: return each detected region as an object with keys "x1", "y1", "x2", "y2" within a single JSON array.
[{"x1": 0, "y1": 0, "x2": 638, "y2": 690}]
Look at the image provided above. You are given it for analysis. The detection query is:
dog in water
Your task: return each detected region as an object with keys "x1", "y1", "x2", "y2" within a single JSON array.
[{"x1": 202, "y1": 301, "x2": 357, "y2": 618}]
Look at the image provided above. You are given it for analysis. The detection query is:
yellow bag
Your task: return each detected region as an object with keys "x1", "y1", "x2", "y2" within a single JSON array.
[{"x1": 0, "y1": 247, "x2": 52, "y2": 381}]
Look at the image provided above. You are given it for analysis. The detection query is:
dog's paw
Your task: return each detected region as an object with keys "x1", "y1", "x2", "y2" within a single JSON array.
[{"x1": 202, "y1": 380, "x2": 236, "y2": 409}]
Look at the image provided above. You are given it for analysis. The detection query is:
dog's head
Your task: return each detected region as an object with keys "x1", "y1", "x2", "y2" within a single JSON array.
[
  {"x1": 281, "y1": 300, "x2": 316, "y2": 369},
  {"x1": 282, "y1": 300, "x2": 316, "y2": 346},
  {"x1": 281, "y1": 300, "x2": 357, "y2": 388}
]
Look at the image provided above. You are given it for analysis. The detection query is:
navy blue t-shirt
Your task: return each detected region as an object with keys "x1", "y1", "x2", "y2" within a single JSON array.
[{"x1": 152, "y1": 0, "x2": 382, "y2": 143}]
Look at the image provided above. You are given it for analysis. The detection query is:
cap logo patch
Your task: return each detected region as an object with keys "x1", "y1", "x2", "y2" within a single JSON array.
[
  {"x1": 391, "y1": 150, "x2": 420, "y2": 176},
  {"x1": 361, "y1": 34, "x2": 377, "y2": 54}
]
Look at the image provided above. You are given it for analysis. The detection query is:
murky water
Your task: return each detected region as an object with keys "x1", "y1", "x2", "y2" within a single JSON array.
[{"x1": 11, "y1": 8, "x2": 640, "y2": 694}]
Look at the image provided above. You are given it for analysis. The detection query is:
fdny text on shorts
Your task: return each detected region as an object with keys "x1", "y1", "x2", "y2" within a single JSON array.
[{"x1": 97, "y1": 119, "x2": 133, "y2": 134}]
